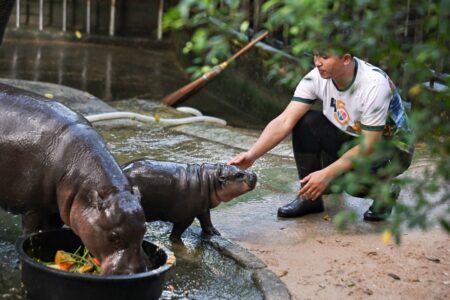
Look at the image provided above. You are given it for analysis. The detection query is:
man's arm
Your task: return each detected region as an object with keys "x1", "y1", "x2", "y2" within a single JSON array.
[
  {"x1": 299, "y1": 129, "x2": 384, "y2": 200},
  {"x1": 228, "y1": 101, "x2": 312, "y2": 169}
]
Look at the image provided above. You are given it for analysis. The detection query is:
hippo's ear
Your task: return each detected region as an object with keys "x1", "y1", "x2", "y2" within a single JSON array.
[
  {"x1": 216, "y1": 165, "x2": 226, "y2": 183},
  {"x1": 132, "y1": 186, "x2": 141, "y2": 199},
  {"x1": 88, "y1": 190, "x2": 103, "y2": 211}
]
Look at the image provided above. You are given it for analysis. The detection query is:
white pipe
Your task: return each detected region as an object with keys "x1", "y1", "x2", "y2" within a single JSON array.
[
  {"x1": 85, "y1": 111, "x2": 227, "y2": 126},
  {"x1": 176, "y1": 106, "x2": 203, "y2": 116},
  {"x1": 16, "y1": 0, "x2": 20, "y2": 28},
  {"x1": 62, "y1": 0, "x2": 67, "y2": 32}
]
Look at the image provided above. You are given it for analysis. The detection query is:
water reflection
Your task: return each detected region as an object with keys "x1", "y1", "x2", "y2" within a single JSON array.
[
  {"x1": 0, "y1": 39, "x2": 271, "y2": 128},
  {"x1": 10, "y1": 45, "x2": 17, "y2": 78},
  {"x1": 33, "y1": 46, "x2": 40, "y2": 82},
  {"x1": 57, "y1": 49, "x2": 64, "y2": 84},
  {"x1": 0, "y1": 39, "x2": 180, "y2": 102},
  {"x1": 105, "y1": 52, "x2": 112, "y2": 101}
]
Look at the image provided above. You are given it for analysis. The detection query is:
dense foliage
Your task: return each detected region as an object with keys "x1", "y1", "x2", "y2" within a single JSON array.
[{"x1": 164, "y1": 0, "x2": 450, "y2": 241}]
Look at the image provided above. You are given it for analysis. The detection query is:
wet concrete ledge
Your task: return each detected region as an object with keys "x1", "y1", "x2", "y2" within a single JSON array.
[
  {"x1": 188, "y1": 226, "x2": 291, "y2": 300},
  {"x1": 208, "y1": 236, "x2": 292, "y2": 300},
  {"x1": 0, "y1": 78, "x2": 292, "y2": 300}
]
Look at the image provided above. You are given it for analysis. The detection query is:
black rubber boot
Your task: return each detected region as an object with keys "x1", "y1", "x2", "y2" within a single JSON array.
[
  {"x1": 363, "y1": 183, "x2": 401, "y2": 221},
  {"x1": 277, "y1": 195, "x2": 324, "y2": 218},
  {"x1": 277, "y1": 153, "x2": 324, "y2": 218}
]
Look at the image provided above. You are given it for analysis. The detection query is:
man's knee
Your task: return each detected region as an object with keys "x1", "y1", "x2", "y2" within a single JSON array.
[{"x1": 292, "y1": 110, "x2": 321, "y2": 136}]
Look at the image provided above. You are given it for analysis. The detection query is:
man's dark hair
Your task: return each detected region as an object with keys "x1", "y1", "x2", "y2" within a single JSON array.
[
  {"x1": 316, "y1": 16, "x2": 358, "y2": 56},
  {"x1": 0, "y1": 0, "x2": 15, "y2": 46}
]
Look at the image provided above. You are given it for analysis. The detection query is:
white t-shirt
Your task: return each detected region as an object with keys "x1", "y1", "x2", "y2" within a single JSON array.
[{"x1": 293, "y1": 57, "x2": 410, "y2": 138}]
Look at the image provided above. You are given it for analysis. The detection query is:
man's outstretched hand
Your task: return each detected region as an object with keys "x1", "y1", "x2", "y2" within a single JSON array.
[{"x1": 227, "y1": 152, "x2": 255, "y2": 170}]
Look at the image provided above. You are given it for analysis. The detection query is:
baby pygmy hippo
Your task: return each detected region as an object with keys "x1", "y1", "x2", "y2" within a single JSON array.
[{"x1": 122, "y1": 159, "x2": 257, "y2": 241}]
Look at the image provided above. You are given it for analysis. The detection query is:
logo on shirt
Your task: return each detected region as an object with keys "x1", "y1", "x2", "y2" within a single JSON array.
[
  {"x1": 330, "y1": 98, "x2": 362, "y2": 134},
  {"x1": 330, "y1": 98, "x2": 350, "y2": 126}
]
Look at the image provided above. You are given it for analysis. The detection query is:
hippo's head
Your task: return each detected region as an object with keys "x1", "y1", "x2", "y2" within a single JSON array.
[
  {"x1": 70, "y1": 189, "x2": 149, "y2": 275},
  {"x1": 209, "y1": 164, "x2": 257, "y2": 207}
]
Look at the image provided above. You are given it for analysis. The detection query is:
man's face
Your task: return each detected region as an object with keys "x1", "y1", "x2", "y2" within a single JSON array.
[{"x1": 313, "y1": 51, "x2": 347, "y2": 80}]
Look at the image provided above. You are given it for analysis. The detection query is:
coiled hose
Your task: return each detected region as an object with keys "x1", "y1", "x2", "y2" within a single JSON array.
[{"x1": 85, "y1": 107, "x2": 226, "y2": 126}]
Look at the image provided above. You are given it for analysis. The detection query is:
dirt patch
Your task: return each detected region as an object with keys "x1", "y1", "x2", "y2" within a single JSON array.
[{"x1": 239, "y1": 229, "x2": 450, "y2": 300}]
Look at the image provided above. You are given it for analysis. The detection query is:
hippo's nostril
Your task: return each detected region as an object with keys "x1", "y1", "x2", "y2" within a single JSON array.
[{"x1": 247, "y1": 173, "x2": 257, "y2": 189}]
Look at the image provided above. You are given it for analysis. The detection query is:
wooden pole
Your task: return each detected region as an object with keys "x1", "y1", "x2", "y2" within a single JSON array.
[{"x1": 161, "y1": 31, "x2": 269, "y2": 106}]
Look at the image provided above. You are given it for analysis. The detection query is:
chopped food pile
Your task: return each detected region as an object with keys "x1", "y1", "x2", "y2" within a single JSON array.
[{"x1": 40, "y1": 246, "x2": 101, "y2": 275}]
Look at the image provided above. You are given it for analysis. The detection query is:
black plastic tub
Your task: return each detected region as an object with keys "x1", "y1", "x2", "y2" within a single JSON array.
[{"x1": 15, "y1": 228, "x2": 174, "y2": 300}]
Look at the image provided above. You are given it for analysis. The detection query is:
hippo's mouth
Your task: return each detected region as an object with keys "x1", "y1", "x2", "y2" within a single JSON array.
[{"x1": 100, "y1": 250, "x2": 149, "y2": 275}]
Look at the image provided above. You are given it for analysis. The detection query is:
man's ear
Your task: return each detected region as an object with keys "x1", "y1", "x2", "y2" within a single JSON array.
[{"x1": 342, "y1": 53, "x2": 353, "y2": 65}]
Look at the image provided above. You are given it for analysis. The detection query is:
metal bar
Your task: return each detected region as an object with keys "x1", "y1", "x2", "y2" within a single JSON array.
[
  {"x1": 157, "y1": 0, "x2": 164, "y2": 40},
  {"x1": 62, "y1": 0, "x2": 66, "y2": 32},
  {"x1": 48, "y1": 0, "x2": 53, "y2": 25},
  {"x1": 253, "y1": 0, "x2": 260, "y2": 32},
  {"x1": 109, "y1": 0, "x2": 115, "y2": 36},
  {"x1": 404, "y1": 0, "x2": 410, "y2": 37},
  {"x1": 39, "y1": 0, "x2": 43, "y2": 31},
  {"x1": 15, "y1": 0, "x2": 20, "y2": 28},
  {"x1": 86, "y1": 0, "x2": 91, "y2": 34}
]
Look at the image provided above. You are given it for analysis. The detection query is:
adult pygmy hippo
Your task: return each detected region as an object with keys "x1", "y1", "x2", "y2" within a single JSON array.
[
  {"x1": 0, "y1": 83, "x2": 148, "y2": 275},
  {"x1": 121, "y1": 159, "x2": 257, "y2": 241}
]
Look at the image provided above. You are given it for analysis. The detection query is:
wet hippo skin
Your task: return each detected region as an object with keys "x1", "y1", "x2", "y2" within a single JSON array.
[
  {"x1": 122, "y1": 159, "x2": 257, "y2": 242},
  {"x1": 0, "y1": 83, "x2": 149, "y2": 275}
]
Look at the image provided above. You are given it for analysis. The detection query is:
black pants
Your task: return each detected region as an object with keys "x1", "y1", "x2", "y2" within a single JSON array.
[{"x1": 292, "y1": 110, "x2": 414, "y2": 197}]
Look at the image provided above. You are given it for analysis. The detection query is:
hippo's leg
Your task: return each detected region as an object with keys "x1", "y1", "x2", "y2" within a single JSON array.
[
  {"x1": 197, "y1": 211, "x2": 221, "y2": 237},
  {"x1": 22, "y1": 210, "x2": 64, "y2": 234},
  {"x1": 170, "y1": 218, "x2": 195, "y2": 242}
]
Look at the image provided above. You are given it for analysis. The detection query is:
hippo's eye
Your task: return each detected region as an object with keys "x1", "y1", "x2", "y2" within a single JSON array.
[
  {"x1": 235, "y1": 172, "x2": 245, "y2": 179},
  {"x1": 109, "y1": 232, "x2": 121, "y2": 245}
]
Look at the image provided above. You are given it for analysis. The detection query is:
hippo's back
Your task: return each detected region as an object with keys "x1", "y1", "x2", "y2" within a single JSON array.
[
  {"x1": 122, "y1": 160, "x2": 192, "y2": 198},
  {"x1": 122, "y1": 159, "x2": 209, "y2": 221},
  {"x1": 0, "y1": 83, "x2": 92, "y2": 212},
  {"x1": 0, "y1": 83, "x2": 87, "y2": 131}
]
